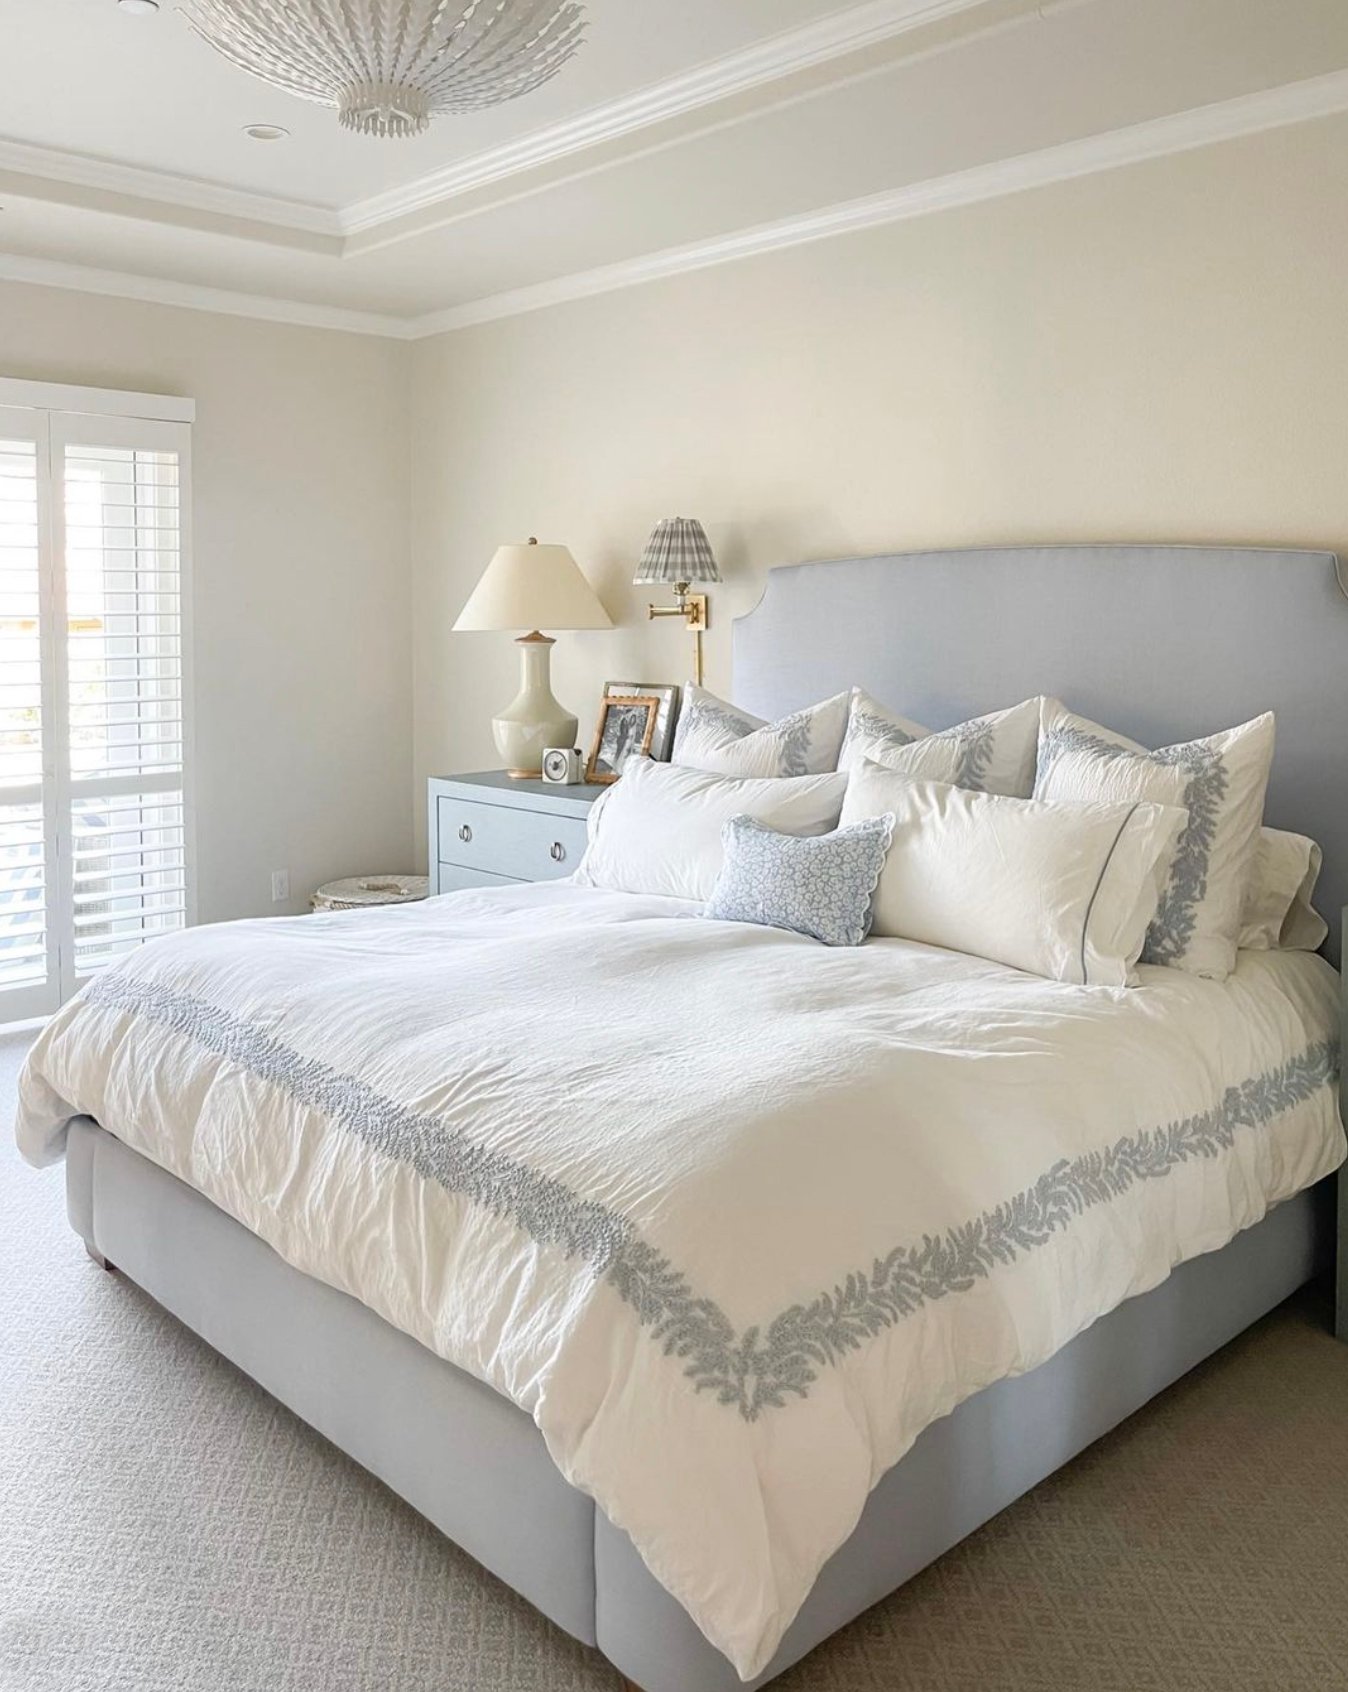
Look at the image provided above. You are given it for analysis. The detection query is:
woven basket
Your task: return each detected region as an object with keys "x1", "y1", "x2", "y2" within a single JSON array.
[{"x1": 311, "y1": 874, "x2": 429, "y2": 913}]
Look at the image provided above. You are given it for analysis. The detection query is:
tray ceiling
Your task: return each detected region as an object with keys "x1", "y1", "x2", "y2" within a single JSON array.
[
  {"x1": 0, "y1": 0, "x2": 1345, "y2": 337},
  {"x1": 0, "y1": 0, "x2": 856, "y2": 206}
]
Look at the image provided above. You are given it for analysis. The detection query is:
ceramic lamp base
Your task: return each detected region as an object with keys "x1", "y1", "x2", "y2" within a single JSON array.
[{"x1": 491, "y1": 632, "x2": 578, "y2": 780}]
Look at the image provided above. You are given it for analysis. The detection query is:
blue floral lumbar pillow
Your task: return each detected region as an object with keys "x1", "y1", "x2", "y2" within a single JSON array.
[{"x1": 703, "y1": 812, "x2": 895, "y2": 946}]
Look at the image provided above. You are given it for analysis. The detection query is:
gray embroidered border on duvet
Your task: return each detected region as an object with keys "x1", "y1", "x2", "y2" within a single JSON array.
[{"x1": 86, "y1": 973, "x2": 1335, "y2": 1421}]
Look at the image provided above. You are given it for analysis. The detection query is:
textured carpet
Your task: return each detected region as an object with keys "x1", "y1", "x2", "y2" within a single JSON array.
[{"x1": 4, "y1": 1028, "x2": 1348, "y2": 1692}]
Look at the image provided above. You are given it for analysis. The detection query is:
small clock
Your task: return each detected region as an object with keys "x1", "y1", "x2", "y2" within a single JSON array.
[{"x1": 541, "y1": 746, "x2": 583, "y2": 785}]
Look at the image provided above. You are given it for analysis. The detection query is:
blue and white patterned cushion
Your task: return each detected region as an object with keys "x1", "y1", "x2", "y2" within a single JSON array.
[
  {"x1": 673, "y1": 685, "x2": 850, "y2": 777},
  {"x1": 703, "y1": 812, "x2": 894, "y2": 946}
]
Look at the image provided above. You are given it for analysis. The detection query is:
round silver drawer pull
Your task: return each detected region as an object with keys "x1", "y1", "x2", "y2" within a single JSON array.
[
  {"x1": 550, "y1": 841, "x2": 566, "y2": 862},
  {"x1": 458, "y1": 823, "x2": 472, "y2": 843}
]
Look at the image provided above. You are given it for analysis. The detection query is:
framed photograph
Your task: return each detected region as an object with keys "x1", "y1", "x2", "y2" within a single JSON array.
[
  {"x1": 603, "y1": 680, "x2": 681, "y2": 761},
  {"x1": 586, "y1": 695, "x2": 660, "y2": 784}
]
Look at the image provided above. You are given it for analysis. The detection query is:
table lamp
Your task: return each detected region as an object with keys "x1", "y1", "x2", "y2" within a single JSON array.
[
  {"x1": 453, "y1": 538, "x2": 612, "y2": 778},
  {"x1": 633, "y1": 517, "x2": 721, "y2": 686}
]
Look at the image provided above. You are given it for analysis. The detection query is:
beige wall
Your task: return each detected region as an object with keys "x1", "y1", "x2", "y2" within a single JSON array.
[
  {"x1": 8, "y1": 110, "x2": 1345, "y2": 901},
  {"x1": 411, "y1": 111, "x2": 1348, "y2": 856},
  {"x1": 0, "y1": 282, "x2": 411, "y2": 921}
]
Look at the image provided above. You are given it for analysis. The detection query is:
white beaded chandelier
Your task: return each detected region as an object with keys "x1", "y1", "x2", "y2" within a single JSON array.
[{"x1": 185, "y1": 0, "x2": 588, "y2": 139}]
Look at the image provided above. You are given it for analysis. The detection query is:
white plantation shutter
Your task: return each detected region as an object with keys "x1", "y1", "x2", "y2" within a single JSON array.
[
  {"x1": 0, "y1": 415, "x2": 50, "y2": 1012},
  {"x1": 62, "y1": 429, "x2": 188, "y2": 979},
  {"x1": 0, "y1": 389, "x2": 192, "y2": 1018}
]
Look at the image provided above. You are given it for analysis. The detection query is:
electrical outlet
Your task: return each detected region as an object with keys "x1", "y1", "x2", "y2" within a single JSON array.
[{"x1": 270, "y1": 869, "x2": 290, "y2": 903}]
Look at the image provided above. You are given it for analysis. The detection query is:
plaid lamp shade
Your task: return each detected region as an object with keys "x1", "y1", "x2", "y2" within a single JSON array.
[{"x1": 633, "y1": 517, "x2": 722, "y2": 585}]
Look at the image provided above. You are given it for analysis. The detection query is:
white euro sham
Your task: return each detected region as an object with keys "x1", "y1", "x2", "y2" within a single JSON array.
[
  {"x1": 835, "y1": 689, "x2": 930, "y2": 772},
  {"x1": 672, "y1": 684, "x2": 850, "y2": 777},
  {"x1": 1032, "y1": 700, "x2": 1275, "y2": 981},
  {"x1": 839, "y1": 691, "x2": 1042, "y2": 797},
  {"x1": 575, "y1": 757, "x2": 846, "y2": 902},
  {"x1": 842, "y1": 761, "x2": 1186, "y2": 985}
]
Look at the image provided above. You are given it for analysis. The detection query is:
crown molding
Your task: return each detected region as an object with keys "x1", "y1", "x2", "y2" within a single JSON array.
[
  {"x1": 409, "y1": 66, "x2": 1348, "y2": 338},
  {"x1": 0, "y1": 251, "x2": 413, "y2": 339},
  {"x1": 0, "y1": 137, "x2": 340, "y2": 238},
  {"x1": 0, "y1": 0, "x2": 1012, "y2": 248},
  {"x1": 1, "y1": 67, "x2": 1345, "y2": 344},
  {"x1": 339, "y1": 0, "x2": 1002, "y2": 235}
]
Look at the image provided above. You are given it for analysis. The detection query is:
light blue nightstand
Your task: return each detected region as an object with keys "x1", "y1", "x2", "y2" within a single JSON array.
[{"x1": 428, "y1": 771, "x2": 606, "y2": 893}]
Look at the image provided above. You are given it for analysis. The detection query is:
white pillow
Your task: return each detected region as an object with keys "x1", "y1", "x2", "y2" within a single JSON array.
[
  {"x1": 836, "y1": 690, "x2": 929, "y2": 772},
  {"x1": 842, "y1": 761, "x2": 1186, "y2": 987},
  {"x1": 1238, "y1": 828, "x2": 1328, "y2": 952},
  {"x1": 576, "y1": 759, "x2": 846, "y2": 902},
  {"x1": 839, "y1": 690, "x2": 1041, "y2": 797},
  {"x1": 672, "y1": 685, "x2": 850, "y2": 777},
  {"x1": 1032, "y1": 700, "x2": 1274, "y2": 981}
]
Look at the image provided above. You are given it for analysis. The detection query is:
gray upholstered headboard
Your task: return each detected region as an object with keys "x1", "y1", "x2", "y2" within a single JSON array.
[{"x1": 733, "y1": 545, "x2": 1346, "y2": 963}]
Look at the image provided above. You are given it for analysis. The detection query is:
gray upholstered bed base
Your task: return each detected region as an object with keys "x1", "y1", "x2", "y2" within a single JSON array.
[
  {"x1": 66, "y1": 1117, "x2": 1331, "y2": 1692},
  {"x1": 52, "y1": 544, "x2": 1347, "y2": 1685}
]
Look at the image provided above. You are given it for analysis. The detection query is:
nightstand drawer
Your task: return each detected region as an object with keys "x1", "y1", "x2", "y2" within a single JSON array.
[
  {"x1": 436, "y1": 795, "x2": 588, "y2": 882},
  {"x1": 435, "y1": 862, "x2": 523, "y2": 893}
]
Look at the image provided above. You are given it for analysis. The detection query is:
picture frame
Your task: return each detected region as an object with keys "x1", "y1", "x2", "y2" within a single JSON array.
[
  {"x1": 603, "y1": 680, "x2": 681, "y2": 761},
  {"x1": 586, "y1": 694, "x2": 660, "y2": 784}
]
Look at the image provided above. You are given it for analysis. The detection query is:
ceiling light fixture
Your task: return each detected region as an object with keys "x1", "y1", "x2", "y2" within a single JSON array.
[
  {"x1": 243, "y1": 124, "x2": 290, "y2": 141},
  {"x1": 117, "y1": 0, "x2": 160, "y2": 14},
  {"x1": 184, "y1": 0, "x2": 588, "y2": 140}
]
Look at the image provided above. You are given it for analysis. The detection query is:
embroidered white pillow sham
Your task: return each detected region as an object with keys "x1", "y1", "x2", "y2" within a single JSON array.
[
  {"x1": 838, "y1": 690, "x2": 1042, "y2": 797},
  {"x1": 672, "y1": 685, "x2": 850, "y2": 778},
  {"x1": 835, "y1": 690, "x2": 928, "y2": 772},
  {"x1": 576, "y1": 758, "x2": 846, "y2": 903},
  {"x1": 1032, "y1": 700, "x2": 1275, "y2": 980},
  {"x1": 842, "y1": 761, "x2": 1186, "y2": 987}
]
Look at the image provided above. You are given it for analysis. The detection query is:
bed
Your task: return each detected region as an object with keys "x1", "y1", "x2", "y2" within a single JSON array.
[{"x1": 15, "y1": 544, "x2": 1348, "y2": 1691}]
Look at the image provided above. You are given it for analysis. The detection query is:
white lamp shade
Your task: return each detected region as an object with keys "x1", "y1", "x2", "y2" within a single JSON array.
[{"x1": 453, "y1": 541, "x2": 613, "y2": 632}]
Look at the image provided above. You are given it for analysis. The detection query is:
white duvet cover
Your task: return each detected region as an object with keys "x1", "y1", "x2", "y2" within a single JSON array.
[{"x1": 15, "y1": 883, "x2": 1343, "y2": 1678}]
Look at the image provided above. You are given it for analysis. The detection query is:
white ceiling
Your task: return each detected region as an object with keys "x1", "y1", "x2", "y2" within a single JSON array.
[
  {"x1": 0, "y1": 0, "x2": 856, "y2": 206},
  {"x1": 0, "y1": 0, "x2": 1346, "y2": 336}
]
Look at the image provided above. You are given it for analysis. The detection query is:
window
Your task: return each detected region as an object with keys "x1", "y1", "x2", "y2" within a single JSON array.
[{"x1": 0, "y1": 382, "x2": 193, "y2": 1019}]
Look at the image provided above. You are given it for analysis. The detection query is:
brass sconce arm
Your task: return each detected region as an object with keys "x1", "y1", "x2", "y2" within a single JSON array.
[{"x1": 645, "y1": 580, "x2": 710, "y2": 685}]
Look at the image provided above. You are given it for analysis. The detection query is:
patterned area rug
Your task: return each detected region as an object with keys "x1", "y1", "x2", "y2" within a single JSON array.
[{"x1": 3, "y1": 1024, "x2": 1348, "y2": 1692}]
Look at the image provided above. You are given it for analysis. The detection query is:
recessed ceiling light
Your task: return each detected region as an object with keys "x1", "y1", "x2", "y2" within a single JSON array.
[
  {"x1": 117, "y1": 1, "x2": 160, "y2": 15},
  {"x1": 243, "y1": 124, "x2": 290, "y2": 142}
]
